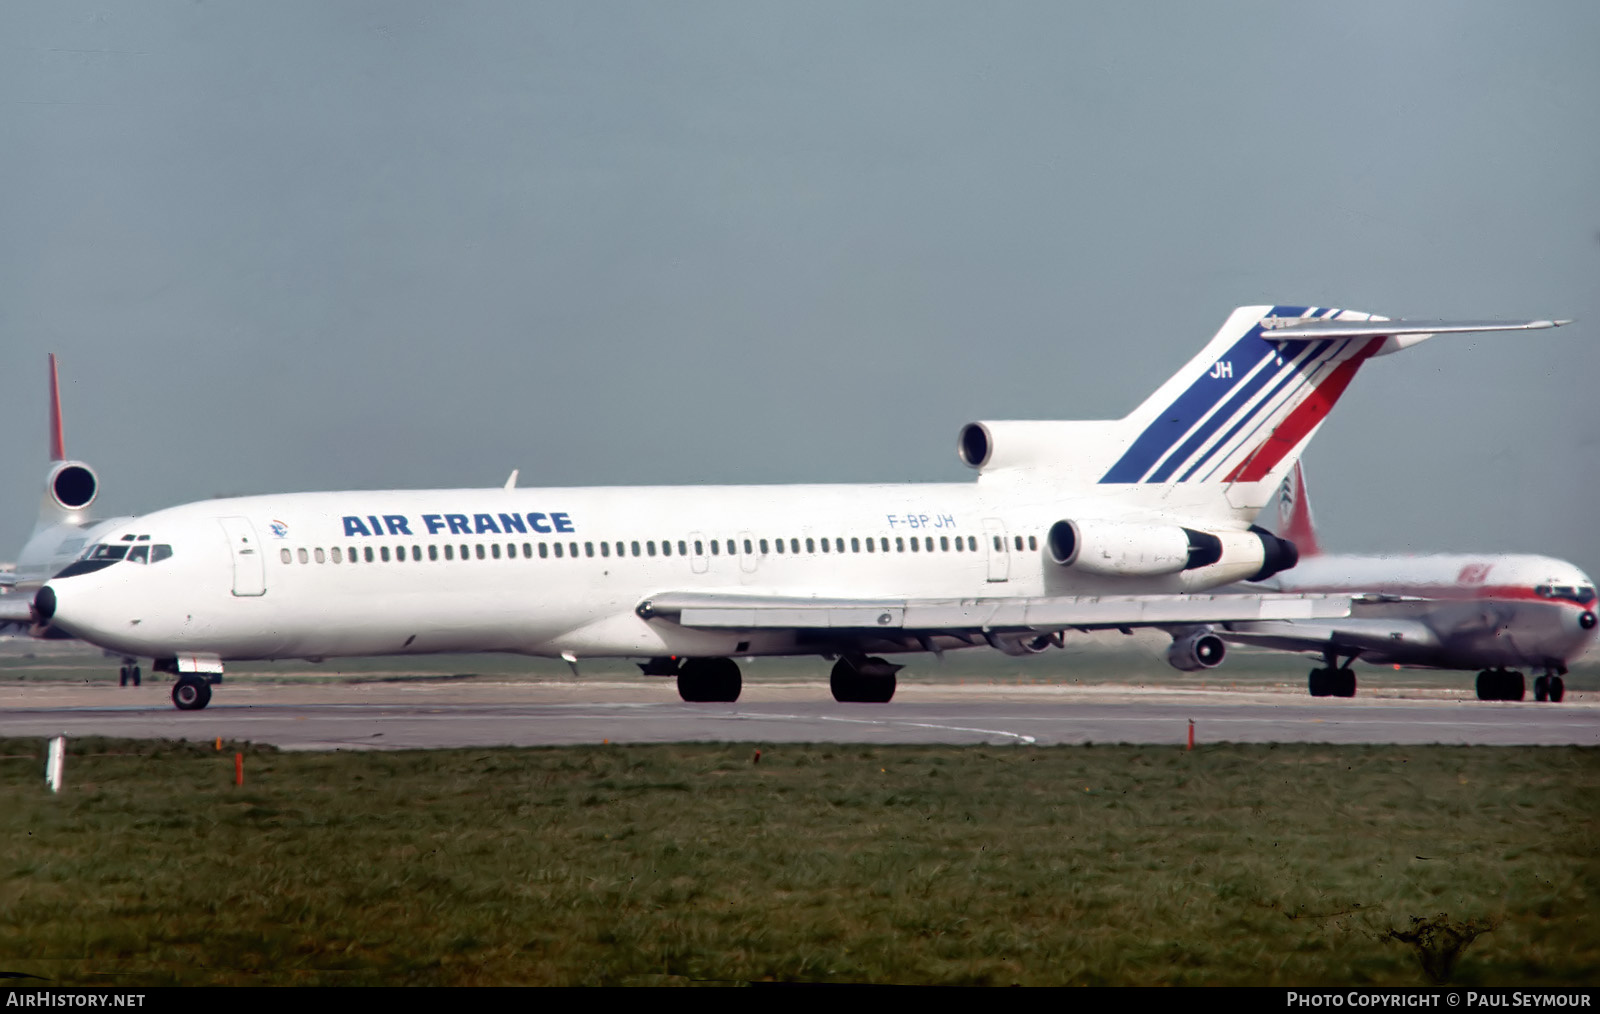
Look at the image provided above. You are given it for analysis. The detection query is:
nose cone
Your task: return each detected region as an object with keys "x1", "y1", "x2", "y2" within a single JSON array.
[{"x1": 34, "y1": 584, "x2": 56, "y2": 622}]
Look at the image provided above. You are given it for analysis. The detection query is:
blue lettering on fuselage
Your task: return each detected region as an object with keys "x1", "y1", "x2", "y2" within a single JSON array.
[{"x1": 337, "y1": 511, "x2": 578, "y2": 535}]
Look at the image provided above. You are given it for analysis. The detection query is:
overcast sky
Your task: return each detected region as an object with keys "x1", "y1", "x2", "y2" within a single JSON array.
[{"x1": 2, "y1": 2, "x2": 1597, "y2": 573}]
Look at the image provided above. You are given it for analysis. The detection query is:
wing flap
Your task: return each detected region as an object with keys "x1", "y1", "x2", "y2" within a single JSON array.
[
  {"x1": 1221, "y1": 618, "x2": 1440, "y2": 655},
  {"x1": 645, "y1": 591, "x2": 1348, "y2": 632}
]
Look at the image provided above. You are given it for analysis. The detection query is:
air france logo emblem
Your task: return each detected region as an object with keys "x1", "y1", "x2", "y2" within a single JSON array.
[{"x1": 269, "y1": 520, "x2": 289, "y2": 538}]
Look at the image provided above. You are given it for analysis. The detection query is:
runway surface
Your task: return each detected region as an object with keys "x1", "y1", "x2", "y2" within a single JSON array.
[{"x1": 1, "y1": 680, "x2": 1595, "y2": 749}]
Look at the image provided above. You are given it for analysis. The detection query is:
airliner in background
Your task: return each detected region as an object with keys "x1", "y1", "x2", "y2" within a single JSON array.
[
  {"x1": 29, "y1": 306, "x2": 1566, "y2": 710},
  {"x1": 0, "y1": 355, "x2": 142, "y2": 683},
  {"x1": 1167, "y1": 462, "x2": 1596, "y2": 701}
]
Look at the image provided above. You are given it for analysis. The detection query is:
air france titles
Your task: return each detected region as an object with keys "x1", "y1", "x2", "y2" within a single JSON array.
[{"x1": 340, "y1": 513, "x2": 575, "y2": 538}]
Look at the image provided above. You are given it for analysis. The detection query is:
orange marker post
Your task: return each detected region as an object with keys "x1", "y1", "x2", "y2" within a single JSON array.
[
  {"x1": 1186, "y1": 720, "x2": 1195, "y2": 751},
  {"x1": 235, "y1": 753, "x2": 243, "y2": 786}
]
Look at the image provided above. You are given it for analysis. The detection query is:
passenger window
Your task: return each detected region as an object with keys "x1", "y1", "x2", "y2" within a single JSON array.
[
  {"x1": 925, "y1": 537, "x2": 934, "y2": 552},
  {"x1": 444, "y1": 545, "x2": 454, "y2": 561},
  {"x1": 759, "y1": 539, "x2": 768, "y2": 554},
  {"x1": 744, "y1": 539, "x2": 752, "y2": 555},
  {"x1": 726, "y1": 540, "x2": 736, "y2": 555},
  {"x1": 865, "y1": 538, "x2": 875, "y2": 553},
  {"x1": 820, "y1": 538, "x2": 830, "y2": 553},
  {"x1": 694, "y1": 540, "x2": 703, "y2": 555},
  {"x1": 805, "y1": 538, "x2": 815, "y2": 553},
  {"x1": 909, "y1": 538, "x2": 918, "y2": 553},
  {"x1": 678, "y1": 541, "x2": 687, "y2": 556},
  {"x1": 428, "y1": 545, "x2": 438, "y2": 561},
  {"x1": 569, "y1": 542, "x2": 579, "y2": 557},
  {"x1": 1028, "y1": 535, "x2": 1038, "y2": 551},
  {"x1": 710, "y1": 540, "x2": 719, "y2": 556},
  {"x1": 460, "y1": 544, "x2": 469, "y2": 559},
  {"x1": 315, "y1": 548, "x2": 326, "y2": 563},
  {"x1": 412, "y1": 546, "x2": 421, "y2": 561},
  {"x1": 330, "y1": 547, "x2": 341, "y2": 564},
  {"x1": 993, "y1": 535, "x2": 1003, "y2": 551},
  {"x1": 491, "y1": 544, "x2": 501, "y2": 559},
  {"x1": 836, "y1": 538, "x2": 845, "y2": 553},
  {"x1": 896, "y1": 537, "x2": 905, "y2": 552},
  {"x1": 851, "y1": 538, "x2": 860, "y2": 553},
  {"x1": 585, "y1": 542, "x2": 594, "y2": 558},
  {"x1": 600, "y1": 542, "x2": 609, "y2": 558},
  {"x1": 281, "y1": 548, "x2": 292, "y2": 564},
  {"x1": 616, "y1": 542, "x2": 625, "y2": 557},
  {"x1": 661, "y1": 541, "x2": 671, "y2": 557},
  {"x1": 1014, "y1": 536, "x2": 1024, "y2": 551},
  {"x1": 381, "y1": 546, "x2": 392, "y2": 562},
  {"x1": 127, "y1": 545, "x2": 150, "y2": 563},
  {"x1": 475, "y1": 544, "x2": 485, "y2": 560},
  {"x1": 968, "y1": 536, "x2": 977, "y2": 551},
  {"x1": 648, "y1": 541, "x2": 657, "y2": 557},
  {"x1": 365, "y1": 546, "x2": 375, "y2": 562},
  {"x1": 774, "y1": 538, "x2": 784, "y2": 554},
  {"x1": 539, "y1": 543, "x2": 548, "y2": 558},
  {"x1": 632, "y1": 541, "x2": 641, "y2": 557},
  {"x1": 791, "y1": 538, "x2": 800, "y2": 554},
  {"x1": 940, "y1": 537, "x2": 949, "y2": 552},
  {"x1": 554, "y1": 543, "x2": 564, "y2": 558}
]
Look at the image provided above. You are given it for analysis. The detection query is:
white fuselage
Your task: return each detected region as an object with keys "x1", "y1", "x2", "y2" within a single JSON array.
[
  {"x1": 1254, "y1": 553, "x2": 1597, "y2": 669},
  {"x1": 43, "y1": 481, "x2": 1270, "y2": 664}
]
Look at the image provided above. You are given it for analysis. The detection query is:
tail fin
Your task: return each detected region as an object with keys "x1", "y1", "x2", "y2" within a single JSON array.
[
  {"x1": 1095, "y1": 305, "x2": 1565, "y2": 519},
  {"x1": 1273, "y1": 461, "x2": 1322, "y2": 557},
  {"x1": 48, "y1": 353, "x2": 65, "y2": 462}
]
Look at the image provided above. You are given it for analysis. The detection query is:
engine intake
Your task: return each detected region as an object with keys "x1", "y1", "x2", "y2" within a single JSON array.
[
  {"x1": 48, "y1": 461, "x2": 98, "y2": 511},
  {"x1": 1167, "y1": 630, "x2": 1226, "y2": 671}
]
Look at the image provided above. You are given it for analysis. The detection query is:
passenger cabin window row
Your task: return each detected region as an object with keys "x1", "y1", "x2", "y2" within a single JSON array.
[{"x1": 275, "y1": 533, "x2": 1043, "y2": 565}]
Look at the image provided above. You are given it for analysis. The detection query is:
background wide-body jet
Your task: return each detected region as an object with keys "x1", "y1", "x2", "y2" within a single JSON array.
[{"x1": 30, "y1": 306, "x2": 1568, "y2": 710}]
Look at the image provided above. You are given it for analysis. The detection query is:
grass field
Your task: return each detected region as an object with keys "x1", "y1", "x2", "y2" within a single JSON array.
[{"x1": 2, "y1": 737, "x2": 1596, "y2": 985}]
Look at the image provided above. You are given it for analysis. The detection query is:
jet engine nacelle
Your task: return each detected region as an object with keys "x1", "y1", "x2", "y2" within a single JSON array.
[
  {"x1": 1046, "y1": 519, "x2": 1220, "y2": 577},
  {"x1": 1046, "y1": 519, "x2": 1299, "y2": 582},
  {"x1": 41, "y1": 460, "x2": 98, "y2": 519},
  {"x1": 1167, "y1": 630, "x2": 1226, "y2": 671}
]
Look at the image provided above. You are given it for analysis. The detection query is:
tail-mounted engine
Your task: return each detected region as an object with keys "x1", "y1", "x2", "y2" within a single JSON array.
[
  {"x1": 1045, "y1": 519, "x2": 1298, "y2": 582},
  {"x1": 44, "y1": 461, "x2": 98, "y2": 514},
  {"x1": 1167, "y1": 630, "x2": 1226, "y2": 671}
]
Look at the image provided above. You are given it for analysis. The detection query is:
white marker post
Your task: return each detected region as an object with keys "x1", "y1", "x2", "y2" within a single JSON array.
[{"x1": 44, "y1": 736, "x2": 65, "y2": 793}]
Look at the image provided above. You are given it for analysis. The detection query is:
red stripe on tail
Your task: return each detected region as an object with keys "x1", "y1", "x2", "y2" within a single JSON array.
[
  {"x1": 48, "y1": 354, "x2": 65, "y2": 462},
  {"x1": 1224, "y1": 340, "x2": 1380, "y2": 484}
]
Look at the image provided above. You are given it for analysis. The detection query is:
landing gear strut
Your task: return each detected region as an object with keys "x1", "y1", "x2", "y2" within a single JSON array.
[
  {"x1": 830, "y1": 655, "x2": 901, "y2": 703},
  {"x1": 1308, "y1": 651, "x2": 1356, "y2": 698},
  {"x1": 1476, "y1": 669, "x2": 1526, "y2": 701},
  {"x1": 676, "y1": 657, "x2": 742, "y2": 703}
]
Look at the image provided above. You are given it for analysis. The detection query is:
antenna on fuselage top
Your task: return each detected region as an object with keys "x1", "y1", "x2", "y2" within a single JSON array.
[{"x1": 504, "y1": 469, "x2": 519, "y2": 490}]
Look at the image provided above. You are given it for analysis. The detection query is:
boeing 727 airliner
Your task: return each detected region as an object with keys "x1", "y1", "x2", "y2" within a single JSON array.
[{"x1": 29, "y1": 306, "x2": 1567, "y2": 709}]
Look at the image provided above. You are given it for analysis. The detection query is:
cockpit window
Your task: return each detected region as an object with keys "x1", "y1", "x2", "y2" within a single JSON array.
[
  {"x1": 1536, "y1": 585, "x2": 1596, "y2": 605},
  {"x1": 85, "y1": 544, "x2": 128, "y2": 562},
  {"x1": 152, "y1": 544, "x2": 173, "y2": 563},
  {"x1": 127, "y1": 545, "x2": 150, "y2": 564}
]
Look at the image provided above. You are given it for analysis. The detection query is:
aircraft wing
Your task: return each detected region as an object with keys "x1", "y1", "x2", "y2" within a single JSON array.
[
  {"x1": 1218, "y1": 617, "x2": 1440, "y2": 659},
  {"x1": 0, "y1": 572, "x2": 15, "y2": 589},
  {"x1": 639, "y1": 591, "x2": 1349, "y2": 634}
]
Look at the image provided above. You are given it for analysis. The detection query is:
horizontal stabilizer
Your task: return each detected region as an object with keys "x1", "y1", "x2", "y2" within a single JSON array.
[
  {"x1": 1262, "y1": 318, "x2": 1568, "y2": 340},
  {"x1": 0, "y1": 595, "x2": 35, "y2": 624}
]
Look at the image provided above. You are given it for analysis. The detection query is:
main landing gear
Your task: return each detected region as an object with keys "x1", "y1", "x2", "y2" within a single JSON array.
[
  {"x1": 118, "y1": 658, "x2": 141, "y2": 686},
  {"x1": 1476, "y1": 668, "x2": 1567, "y2": 702},
  {"x1": 830, "y1": 655, "x2": 901, "y2": 703},
  {"x1": 171, "y1": 676, "x2": 212, "y2": 711},
  {"x1": 675, "y1": 657, "x2": 742, "y2": 703},
  {"x1": 1308, "y1": 650, "x2": 1357, "y2": 698},
  {"x1": 651, "y1": 654, "x2": 904, "y2": 704}
]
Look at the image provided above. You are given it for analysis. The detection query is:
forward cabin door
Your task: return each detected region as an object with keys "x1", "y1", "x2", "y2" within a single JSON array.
[
  {"x1": 218, "y1": 517, "x2": 266, "y2": 596},
  {"x1": 982, "y1": 518, "x2": 1010, "y2": 583}
]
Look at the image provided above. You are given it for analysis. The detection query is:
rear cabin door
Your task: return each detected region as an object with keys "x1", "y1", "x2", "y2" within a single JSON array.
[
  {"x1": 982, "y1": 518, "x2": 1010, "y2": 583},
  {"x1": 218, "y1": 516, "x2": 266, "y2": 596}
]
